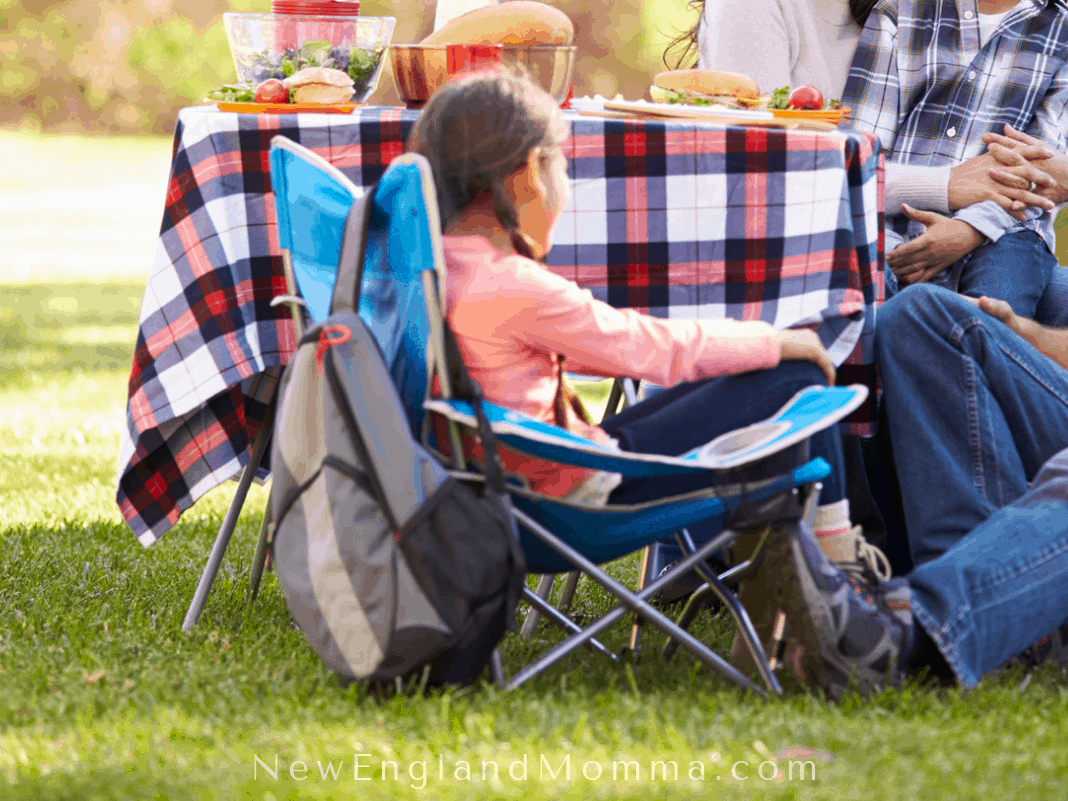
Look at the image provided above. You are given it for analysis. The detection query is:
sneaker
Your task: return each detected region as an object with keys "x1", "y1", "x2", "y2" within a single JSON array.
[
  {"x1": 817, "y1": 525, "x2": 892, "y2": 584},
  {"x1": 746, "y1": 519, "x2": 911, "y2": 699}
]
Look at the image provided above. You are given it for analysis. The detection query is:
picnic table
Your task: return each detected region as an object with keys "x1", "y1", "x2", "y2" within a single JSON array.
[{"x1": 117, "y1": 105, "x2": 884, "y2": 546}]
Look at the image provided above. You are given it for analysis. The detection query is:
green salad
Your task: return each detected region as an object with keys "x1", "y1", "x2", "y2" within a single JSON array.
[
  {"x1": 206, "y1": 85, "x2": 256, "y2": 103},
  {"x1": 237, "y1": 40, "x2": 384, "y2": 95}
]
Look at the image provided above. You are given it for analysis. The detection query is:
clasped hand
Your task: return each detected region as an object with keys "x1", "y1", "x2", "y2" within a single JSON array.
[
  {"x1": 889, "y1": 124, "x2": 1066, "y2": 287},
  {"x1": 950, "y1": 124, "x2": 1062, "y2": 220},
  {"x1": 980, "y1": 124, "x2": 1068, "y2": 210}
]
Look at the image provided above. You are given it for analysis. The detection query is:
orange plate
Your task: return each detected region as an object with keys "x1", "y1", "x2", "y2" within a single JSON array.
[
  {"x1": 770, "y1": 107, "x2": 851, "y2": 123},
  {"x1": 212, "y1": 101, "x2": 362, "y2": 114}
]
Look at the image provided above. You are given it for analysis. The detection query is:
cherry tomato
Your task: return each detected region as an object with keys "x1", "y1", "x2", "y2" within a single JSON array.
[
  {"x1": 787, "y1": 85, "x2": 823, "y2": 110},
  {"x1": 255, "y1": 79, "x2": 289, "y2": 104}
]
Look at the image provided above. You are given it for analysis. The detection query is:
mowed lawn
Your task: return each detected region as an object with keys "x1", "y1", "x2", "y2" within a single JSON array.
[{"x1": 2, "y1": 135, "x2": 1068, "y2": 800}]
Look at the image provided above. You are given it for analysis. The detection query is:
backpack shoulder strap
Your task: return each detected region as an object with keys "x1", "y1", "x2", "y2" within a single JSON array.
[{"x1": 330, "y1": 182, "x2": 378, "y2": 316}]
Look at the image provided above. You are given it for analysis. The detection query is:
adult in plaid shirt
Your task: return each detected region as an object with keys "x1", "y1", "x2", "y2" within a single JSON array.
[{"x1": 842, "y1": 0, "x2": 1068, "y2": 318}]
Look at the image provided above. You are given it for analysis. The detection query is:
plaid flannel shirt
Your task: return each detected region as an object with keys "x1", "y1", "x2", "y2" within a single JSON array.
[{"x1": 842, "y1": 0, "x2": 1068, "y2": 251}]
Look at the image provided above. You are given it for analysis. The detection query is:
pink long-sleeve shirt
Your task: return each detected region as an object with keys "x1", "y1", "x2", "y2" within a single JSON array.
[{"x1": 440, "y1": 235, "x2": 783, "y2": 495}]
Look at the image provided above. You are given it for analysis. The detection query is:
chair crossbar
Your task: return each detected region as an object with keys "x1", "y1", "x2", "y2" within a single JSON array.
[
  {"x1": 507, "y1": 507, "x2": 764, "y2": 695},
  {"x1": 670, "y1": 528, "x2": 781, "y2": 692},
  {"x1": 521, "y1": 588, "x2": 618, "y2": 661},
  {"x1": 521, "y1": 575, "x2": 557, "y2": 637}
]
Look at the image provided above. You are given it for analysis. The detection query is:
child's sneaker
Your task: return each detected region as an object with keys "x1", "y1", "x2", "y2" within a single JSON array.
[
  {"x1": 728, "y1": 522, "x2": 899, "y2": 683},
  {"x1": 740, "y1": 519, "x2": 912, "y2": 699},
  {"x1": 817, "y1": 525, "x2": 892, "y2": 583}
]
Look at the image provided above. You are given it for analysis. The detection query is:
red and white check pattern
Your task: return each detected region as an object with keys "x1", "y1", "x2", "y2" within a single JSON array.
[{"x1": 117, "y1": 106, "x2": 884, "y2": 546}]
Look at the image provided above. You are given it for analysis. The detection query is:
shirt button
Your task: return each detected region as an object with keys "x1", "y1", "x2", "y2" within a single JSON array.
[
  {"x1": 969, "y1": 70, "x2": 977, "y2": 80},
  {"x1": 947, "y1": 126, "x2": 957, "y2": 137},
  {"x1": 964, "y1": 9, "x2": 974, "y2": 18}
]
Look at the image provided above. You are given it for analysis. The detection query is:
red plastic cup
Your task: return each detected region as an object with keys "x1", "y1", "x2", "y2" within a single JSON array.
[
  {"x1": 445, "y1": 44, "x2": 503, "y2": 77},
  {"x1": 272, "y1": 1, "x2": 360, "y2": 14}
]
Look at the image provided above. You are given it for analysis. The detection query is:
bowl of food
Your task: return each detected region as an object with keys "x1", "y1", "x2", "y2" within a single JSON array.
[
  {"x1": 391, "y1": 0, "x2": 575, "y2": 108},
  {"x1": 390, "y1": 44, "x2": 577, "y2": 109},
  {"x1": 222, "y1": 13, "x2": 395, "y2": 102}
]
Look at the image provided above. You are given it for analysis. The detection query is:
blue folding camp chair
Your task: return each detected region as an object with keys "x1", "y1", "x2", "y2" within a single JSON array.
[
  {"x1": 263, "y1": 136, "x2": 869, "y2": 694},
  {"x1": 179, "y1": 140, "x2": 368, "y2": 631}
]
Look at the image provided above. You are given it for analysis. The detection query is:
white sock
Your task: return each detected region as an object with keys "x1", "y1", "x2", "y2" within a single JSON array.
[
  {"x1": 814, "y1": 499, "x2": 892, "y2": 577},
  {"x1": 813, "y1": 498, "x2": 851, "y2": 537}
]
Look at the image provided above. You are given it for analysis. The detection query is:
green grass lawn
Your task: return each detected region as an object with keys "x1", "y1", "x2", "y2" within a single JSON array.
[{"x1": 3, "y1": 281, "x2": 1068, "y2": 800}]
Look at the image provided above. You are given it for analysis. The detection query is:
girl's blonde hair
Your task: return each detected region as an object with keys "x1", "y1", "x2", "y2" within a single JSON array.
[{"x1": 406, "y1": 68, "x2": 567, "y2": 260}]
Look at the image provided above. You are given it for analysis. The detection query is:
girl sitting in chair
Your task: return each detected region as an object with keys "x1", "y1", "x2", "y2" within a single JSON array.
[{"x1": 408, "y1": 68, "x2": 888, "y2": 666}]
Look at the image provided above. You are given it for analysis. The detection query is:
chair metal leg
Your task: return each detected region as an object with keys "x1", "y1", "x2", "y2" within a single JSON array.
[
  {"x1": 707, "y1": 570, "x2": 781, "y2": 693},
  {"x1": 182, "y1": 401, "x2": 275, "y2": 631},
  {"x1": 507, "y1": 509, "x2": 763, "y2": 695},
  {"x1": 522, "y1": 588, "x2": 617, "y2": 660},
  {"x1": 247, "y1": 508, "x2": 272, "y2": 605},
  {"x1": 602, "y1": 378, "x2": 625, "y2": 421},
  {"x1": 661, "y1": 527, "x2": 783, "y2": 694},
  {"x1": 556, "y1": 571, "x2": 580, "y2": 612},
  {"x1": 663, "y1": 582, "x2": 717, "y2": 643},
  {"x1": 801, "y1": 481, "x2": 822, "y2": 530},
  {"x1": 490, "y1": 648, "x2": 506, "y2": 688},
  {"x1": 520, "y1": 574, "x2": 557, "y2": 638},
  {"x1": 661, "y1": 549, "x2": 762, "y2": 661}
]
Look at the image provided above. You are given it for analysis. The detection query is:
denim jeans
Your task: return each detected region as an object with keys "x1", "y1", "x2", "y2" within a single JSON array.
[
  {"x1": 908, "y1": 448, "x2": 1068, "y2": 687},
  {"x1": 876, "y1": 285, "x2": 1068, "y2": 567},
  {"x1": 1036, "y1": 264, "x2": 1068, "y2": 328},
  {"x1": 602, "y1": 361, "x2": 845, "y2": 544},
  {"x1": 933, "y1": 231, "x2": 1056, "y2": 318},
  {"x1": 885, "y1": 231, "x2": 1057, "y2": 320}
]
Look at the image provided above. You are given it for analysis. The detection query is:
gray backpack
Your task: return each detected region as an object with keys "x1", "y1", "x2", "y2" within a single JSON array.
[{"x1": 269, "y1": 196, "x2": 526, "y2": 686}]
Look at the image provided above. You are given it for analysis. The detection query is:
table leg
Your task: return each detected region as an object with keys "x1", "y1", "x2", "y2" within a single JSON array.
[
  {"x1": 182, "y1": 398, "x2": 276, "y2": 631},
  {"x1": 247, "y1": 505, "x2": 273, "y2": 605}
]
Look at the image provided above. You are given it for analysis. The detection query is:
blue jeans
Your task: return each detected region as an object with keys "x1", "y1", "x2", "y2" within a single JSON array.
[
  {"x1": 602, "y1": 362, "x2": 845, "y2": 544},
  {"x1": 908, "y1": 449, "x2": 1068, "y2": 687},
  {"x1": 876, "y1": 285, "x2": 1068, "y2": 684},
  {"x1": 885, "y1": 231, "x2": 1056, "y2": 319},
  {"x1": 876, "y1": 285, "x2": 1068, "y2": 566},
  {"x1": 1036, "y1": 264, "x2": 1068, "y2": 328},
  {"x1": 934, "y1": 231, "x2": 1056, "y2": 318}
]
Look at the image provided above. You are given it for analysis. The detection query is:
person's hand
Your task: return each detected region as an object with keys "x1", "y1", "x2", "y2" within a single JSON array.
[
  {"x1": 949, "y1": 150, "x2": 1055, "y2": 219},
  {"x1": 775, "y1": 329, "x2": 835, "y2": 385},
  {"x1": 970, "y1": 294, "x2": 1043, "y2": 343},
  {"x1": 981, "y1": 124, "x2": 1068, "y2": 206},
  {"x1": 885, "y1": 204, "x2": 986, "y2": 286},
  {"x1": 967, "y1": 293, "x2": 1068, "y2": 371}
]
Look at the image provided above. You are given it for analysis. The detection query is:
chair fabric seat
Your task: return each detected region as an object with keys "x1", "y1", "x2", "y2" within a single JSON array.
[{"x1": 510, "y1": 458, "x2": 830, "y2": 573}]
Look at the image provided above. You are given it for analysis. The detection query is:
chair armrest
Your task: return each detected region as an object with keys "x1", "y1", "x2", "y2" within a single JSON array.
[{"x1": 424, "y1": 384, "x2": 865, "y2": 478}]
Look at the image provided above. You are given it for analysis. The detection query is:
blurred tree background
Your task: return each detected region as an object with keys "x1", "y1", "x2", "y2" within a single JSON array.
[{"x1": 0, "y1": 0, "x2": 701, "y2": 136}]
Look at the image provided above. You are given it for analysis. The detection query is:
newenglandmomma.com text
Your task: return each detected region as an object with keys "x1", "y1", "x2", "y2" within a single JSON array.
[{"x1": 252, "y1": 752, "x2": 821, "y2": 788}]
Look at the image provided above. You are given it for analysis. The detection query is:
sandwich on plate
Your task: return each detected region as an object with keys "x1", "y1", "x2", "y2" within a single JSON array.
[
  {"x1": 649, "y1": 70, "x2": 768, "y2": 110},
  {"x1": 283, "y1": 67, "x2": 355, "y2": 104}
]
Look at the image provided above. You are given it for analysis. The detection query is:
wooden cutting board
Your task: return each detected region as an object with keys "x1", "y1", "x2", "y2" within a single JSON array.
[{"x1": 599, "y1": 101, "x2": 839, "y2": 131}]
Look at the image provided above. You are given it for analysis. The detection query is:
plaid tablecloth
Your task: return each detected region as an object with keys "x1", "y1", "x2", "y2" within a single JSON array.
[{"x1": 117, "y1": 105, "x2": 884, "y2": 546}]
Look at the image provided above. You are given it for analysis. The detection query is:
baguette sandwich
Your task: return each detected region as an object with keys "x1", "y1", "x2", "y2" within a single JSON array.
[{"x1": 649, "y1": 70, "x2": 768, "y2": 110}]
